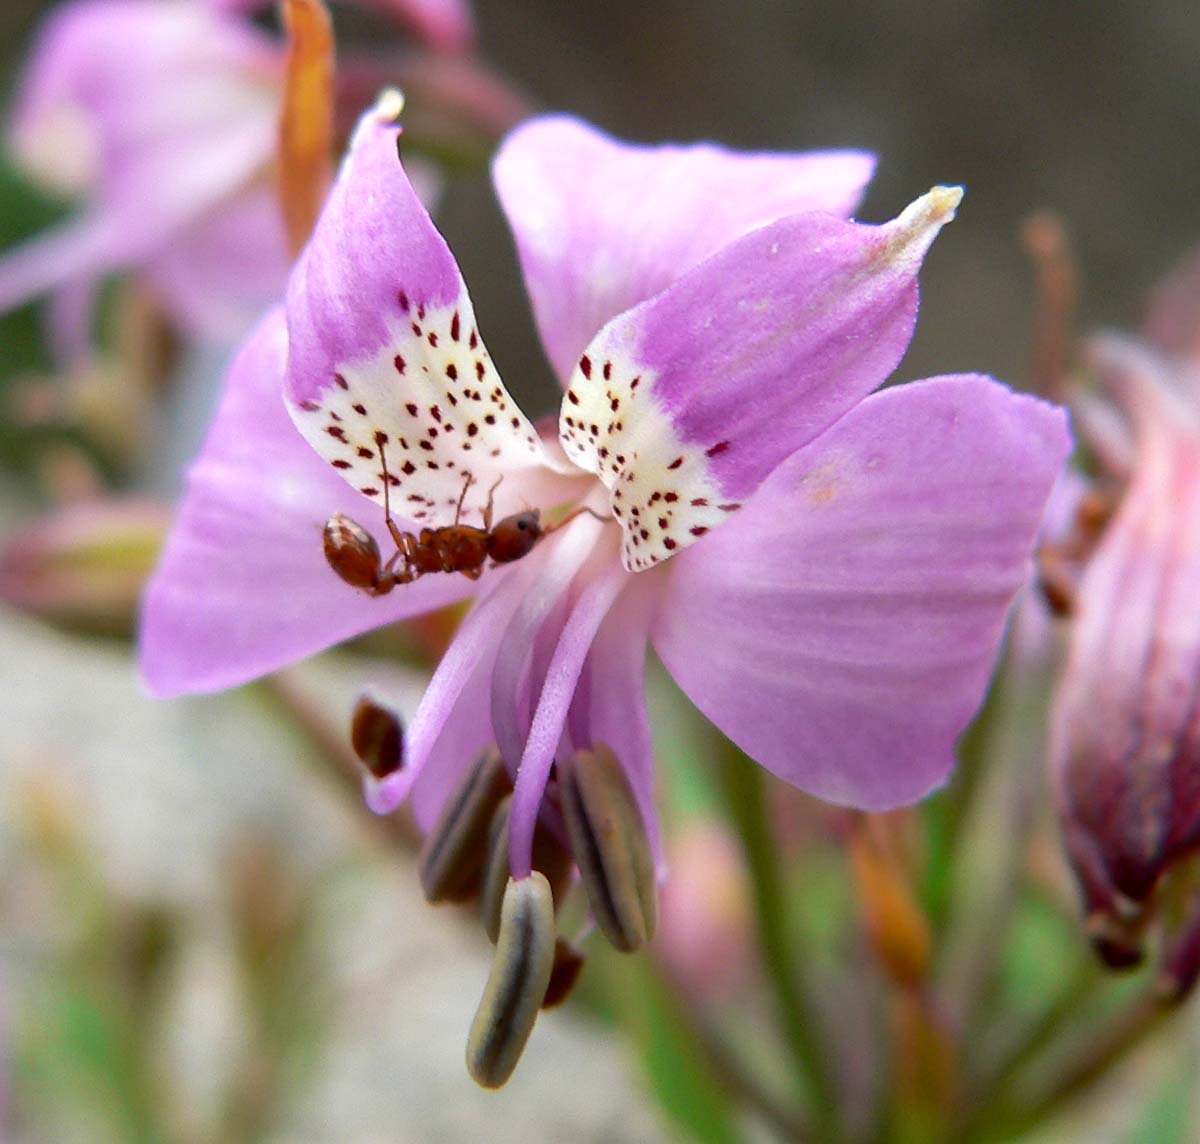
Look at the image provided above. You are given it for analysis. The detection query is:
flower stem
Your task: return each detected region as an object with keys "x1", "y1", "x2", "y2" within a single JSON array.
[{"x1": 713, "y1": 746, "x2": 842, "y2": 1139}]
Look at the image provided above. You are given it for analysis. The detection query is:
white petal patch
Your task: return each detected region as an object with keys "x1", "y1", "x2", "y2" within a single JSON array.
[
  {"x1": 288, "y1": 294, "x2": 550, "y2": 525},
  {"x1": 558, "y1": 350, "x2": 734, "y2": 571}
]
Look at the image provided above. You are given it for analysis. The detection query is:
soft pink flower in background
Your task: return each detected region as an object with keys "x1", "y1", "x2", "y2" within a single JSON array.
[
  {"x1": 0, "y1": 0, "x2": 473, "y2": 354},
  {"x1": 141, "y1": 96, "x2": 1070, "y2": 882}
]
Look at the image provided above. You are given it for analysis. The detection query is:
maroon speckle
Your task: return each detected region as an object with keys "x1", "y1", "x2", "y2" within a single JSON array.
[
  {"x1": 475, "y1": 361, "x2": 486, "y2": 381},
  {"x1": 332, "y1": 459, "x2": 351, "y2": 469},
  {"x1": 610, "y1": 397, "x2": 620, "y2": 412},
  {"x1": 663, "y1": 537, "x2": 678, "y2": 550},
  {"x1": 325, "y1": 426, "x2": 347, "y2": 441},
  {"x1": 398, "y1": 290, "x2": 410, "y2": 312},
  {"x1": 352, "y1": 403, "x2": 367, "y2": 415},
  {"x1": 329, "y1": 411, "x2": 343, "y2": 422},
  {"x1": 426, "y1": 461, "x2": 440, "y2": 470},
  {"x1": 567, "y1": 390, "x2": 580, "y2": 405},
  {"x1": 664, "y1": 492, "x2": 679, "y2": 503},
  {"x1": 447, "y1": 393, "x2": 459, "y2": 406},
  {"x1": 706, "y1": 440, "x2": 730, "y2": 458},
  {"x1": 411, "y1": 322, "x2": 422, "y2": 336},
  {"x1": 630, "y1": 376, "x2": 641, "y2": 390},
  {"x1": 299, "y1": 399, "x2": 320, "y2": 412},
  {"x1": 667, "y1": 456, "x2": 684, "y2": 470},
  {"x1": 467, "y1": 423, "x2": 479, "y2": 437},
  {"x1": 405, "y1": 402, "x2": 418, "y2": 416},
  {"x1": 484, "y1": 414, "x2": 496, "y2": 425},
  {"x1": 428, "y1": 427, "x2": 439, "y2": 438},
  {"x1": 334, "y1": 373, "x2": 349, "y2": 390},
  {"x1": 394, "y1": 354, "x2": 406, "y2": 374},
  {"x1": 603, "y1": 360, "x2": 612, "y2": 380},
  {"x1": 401, "y1": 460, "x2": 416, "y2": 475},
  {"x1": 450, "y1": 312, "x2": 461, "y2": 341},
  {"x1": 691, "y1": 497, "x2": 708, "y2": 507},
  {"x1": 430, "y1": 405, "x2": 442, "y2": 422},
  {"x1": 427, "y1": 332, "x2": 439, "y2": 348},
  {"x1": 469, "y1": 329, "x2": 478, "y2": 350},
  {"x1": 445, "y1": 363, "x2": 458, "y2": 380},
  {"x1": 417, "y1": 304, "x2": 426, "y2": 320},
  {"x1": 579, "y1": 355, "x2": 592, "y2": 379},
  {"x1": 649, "y1": 492, "x2": 662, "y2": 504},
  {"x1": 360, "y1": 486, "x2": 379, "y2": 496},
  {"x1": 690, "y1": 526, "x2": 709, "y2": 537},
  {"x1": 511, "y1": 417, "x2": 520, "y2": 428},
  {"x1": 639, "y1": 528, "x2": 649, "y2": 540},
  {"x1": 419, "y1": 440, "x2": 434, "y2": 452},
  {"x1": 374, "y1": 431, "x2": 389, "y2": 445},
  {"x1": 719, "y1": 503, "x2": 740, "y2": 512},
  {"x1": 357, "y1": 447, "x2": 373, "y2": 459}
]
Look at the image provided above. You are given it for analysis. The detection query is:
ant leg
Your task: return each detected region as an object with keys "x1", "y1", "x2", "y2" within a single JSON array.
[
  {"x1": 482, "y1": 475, "x2": 504, "y2": 531},
  {"x1": 452, "y1": 471, "x2": 474, "y2": 527},
  {"x1": 544, "y1": 504, "x2": 610, "y2": 535},
  {"x1": 374, "y1": 435, "x2": 409, "y2": 551}
]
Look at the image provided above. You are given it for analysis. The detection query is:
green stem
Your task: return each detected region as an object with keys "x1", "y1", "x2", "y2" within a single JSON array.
[
  {"x1": 969, "y1": 987, "x2": 1177, "y2": 1142},
  {"x1": 713, "y1": 747, "x2": 842, "y2": 1140}
]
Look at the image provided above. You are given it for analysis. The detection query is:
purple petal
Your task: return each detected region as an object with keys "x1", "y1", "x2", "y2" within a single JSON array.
[
  {"x1": 653, "y1": 375, "x2": 1071, "y2": 809},
  {"x1": 143, "y1": 183, "x2": 290, "y2": 343},
  {"x1": 10, "y1": 0, "x2": 279, "y2": 255},
  {"x1": 140, "y1": 308, "x2": 472, "y2": 698},
  {"x1": 285, "y1": 95, "x2": 562, "y2": 531},
  {"x1": 559, "y1": 188, "x2": 963, "y2": 571},
  {"x1": 493, "y1": 116, "x2": 874, "y2": 382}
]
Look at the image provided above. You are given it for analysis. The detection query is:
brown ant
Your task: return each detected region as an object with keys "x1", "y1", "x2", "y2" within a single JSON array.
[{"x1": 324, "y1": 443, "x2": 599, "y2": 596}]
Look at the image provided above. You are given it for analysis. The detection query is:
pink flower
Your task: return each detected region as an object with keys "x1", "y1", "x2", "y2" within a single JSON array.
[
  {"x1": 0, "y1": 0, "x2": 473, "y2": 351},
  {"x1": 141, "y1": 95, "x2": 1070, "y2": 883},
  {"x1": 1052, "y1": 324, "x2": 1200, "y2": 964}
]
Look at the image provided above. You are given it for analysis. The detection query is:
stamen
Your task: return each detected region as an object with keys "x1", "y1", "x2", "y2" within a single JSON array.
[
  {"x1": 558, "y1": 744, "x2": 657, "y2": 953},
  {"x1": 418, "y1": 746, "x2": 512, "y2": 903},
  {"x1": 465, "y1": 873, "x2": 556, "y2": 1089},
  {"x1": 349, "y1": 692, "x2": 404, "y2": 779}
]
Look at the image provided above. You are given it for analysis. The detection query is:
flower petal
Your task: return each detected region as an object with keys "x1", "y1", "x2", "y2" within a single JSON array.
[
  {"x1": 140, "y1": 308, "x2": 472, "y2": 698},
  {"x1": 653, "y1": 375, "x2": 1071, "y2": 809},
  {"x1": 285, "y1": 94, "x2": 561, "y2": 529},
  {"x1": 493, "y1": 116, "x2": 874, "y2": 382},
  {"x1": 559, "y1": 188, "x2": 963, "y2": 571}
]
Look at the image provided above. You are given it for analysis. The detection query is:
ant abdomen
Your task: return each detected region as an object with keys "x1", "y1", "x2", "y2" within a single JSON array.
[{"x1": 324, "y1": 513, "x2": 394, "y2": 594}]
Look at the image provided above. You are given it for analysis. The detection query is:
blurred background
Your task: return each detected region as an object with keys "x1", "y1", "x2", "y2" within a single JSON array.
[{"x1": 1, "y1": 1, "x2": 1198, "y2": 1141}]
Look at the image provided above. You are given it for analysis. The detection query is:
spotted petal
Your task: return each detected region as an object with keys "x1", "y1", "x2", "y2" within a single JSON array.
[
  {"x1": 560, "y1": 187, "x2": 963, "y2": 571},
  {"x1": 285, "y1": 95, "x2": 560, "y2": 531},
  {"x1": 653, "y1": 375, "x2": 1071, "y2": 810},
  {"x1": 140, "y1": 308, "x2": 473, "y2": 698},
  {"x1": 493, "y1": 116, "x2": 874, "y2": 382}
]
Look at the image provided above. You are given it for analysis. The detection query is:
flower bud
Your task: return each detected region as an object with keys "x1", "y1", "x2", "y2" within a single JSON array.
[
  {"x1": 418, "y1": 746, "x2": 512, "y2": 903},
  {"x1": 558, "y1": 744, "x2": 657, "y2": 953},
  {"x1": 350, "y1": 692, "x2": 404, "y2": 779},
  {"x1": 1052, "y1": 336, "x2": 1200, "y2": 953},
  {"x1": 465, "y1": 873, "x2": 556, "y2": 1089}
]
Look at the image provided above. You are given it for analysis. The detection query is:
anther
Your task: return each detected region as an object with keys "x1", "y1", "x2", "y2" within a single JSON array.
[
  {"x1": 418, "y1": 746, "x2": 512, "y2": 903},
  {"x1": 558, "y1": 744, "x2": 657, "y2": 953},
  {"x1": 349, "y1": 692, "x2": 404, "y2": 779},
  {"x1": 480, "y1": 796, "x2": 573, "y2": 943},
  {"x1": 465, "y1": 872, "x2": 556, "y2": 1089},
  {"x1": 541, "y1": 939, "x2": 586, "y2": 1010}
]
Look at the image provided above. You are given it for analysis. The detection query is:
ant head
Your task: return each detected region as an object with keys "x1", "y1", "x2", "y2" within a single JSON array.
[
  {"x1": 324, "y1": 513, "x2": 384, "y2": 591},
  {"x1": 488, "y1": 509, "x2": 543, "y2": 564}
]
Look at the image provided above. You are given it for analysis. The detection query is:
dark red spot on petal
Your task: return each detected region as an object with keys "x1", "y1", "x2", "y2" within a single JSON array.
[
  {"x1": 352, "y1": 403, "x2": 367, "y2": 415},
  {"x1": 398, "y1": 290, "x2": 410, "y2": 312},
  {"x1": 360, "y1": 486, "x2": 379, "y2": 496},
  {"x1": 484, "y1": 414, "x2": 496, "y2": 425},
  {"x1": 630, "y1": 376, "x2": 641, "y2": 390},
  {"x1": 579, "y1": 355, "x2": 592, "y2": 379},
  {"x1": 445, "y1": 363, "x2": 458, "y2": 380},
  {"x1": 332, "y1": 459, "x2": 351, "y2": 469},
  {"x1": 405, "y1": 402, "x2": 418, "y2": 416},
  {"x1": 567, "y1": 390, "x2": 580, "y2": 405},
  {"x1": 411, "y1": 322, "x2": 422, "y2": 336},
  {"x1": 689, "y1": 526, "x2": 709, "y2": 537},
  {"x1": 706, "y1": 440, "x2": 730, "y2": 458},
  {"x1": 326, "y1": 426, "x2": 347, "y2": 441},
  {"x1": 719, "y1": 503, "x2": 740, "y2": 512},
  {"x1": 334, "y1": 373, "x2": 349, "y2": 390},
  {"x1": 430, "y1": 405, "x2": 442, "y2": 422},
  {"x1": 691, "y1": 498, "x2": 708, "y2": 507},
  {"x1": 664, "y1": 492, "x2": 678, "y2": 503},
  {"x1": 450, "y1": 311, "x2": 461, "y2": 341},
  {"x1": 663, "y1": 537, "x2": 678, "y2": 550},
  {"x1": 475, "y1": 361, "x2": 486, "y2": 381},
  {"x1": 668, "y1": 456, "x2": 684, "y2": 470},
  {"x1": 401, "y1": 460, "x2": 416, "y2": 475},
  {"x1": 394, "y1": 355, "x2": 406, "y2": 374},
  {"x1": 419, "y1": 440, "x2": 434, "y2": 451},
  {"x1": 603, "y1": 360, "x2": 612, "y2": 380},
  {"x1": 299, "y1": 399, "x2": 320, "y2": 412},
  {"x1": 357, "y1": 447, "x2": 373, "y2": 458},
  {"x1": 374, "y1": 431, "x2": 389, "y2": 445}
]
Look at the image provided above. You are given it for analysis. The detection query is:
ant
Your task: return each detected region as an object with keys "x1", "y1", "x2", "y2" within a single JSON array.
[{"x1": 323, "y1": 443, "x2": 598, "y2": 596}]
